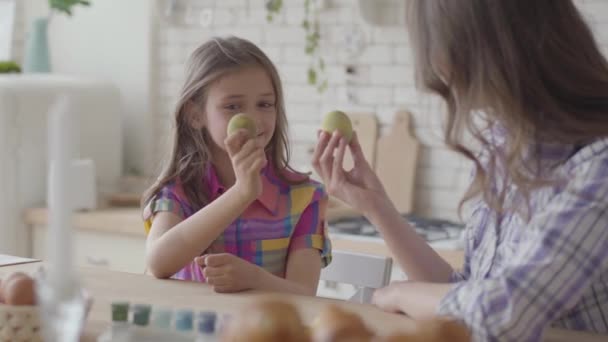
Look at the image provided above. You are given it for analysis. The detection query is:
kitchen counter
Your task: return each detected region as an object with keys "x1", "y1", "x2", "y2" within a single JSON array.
[{"x1": 23, "y1": 208, "x2": 464, "y2": 269}]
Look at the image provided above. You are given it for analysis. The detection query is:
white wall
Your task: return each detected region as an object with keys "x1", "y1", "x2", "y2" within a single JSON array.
[
  {"x1": 19, "y1": 0, "x2": 155, "y2": 176},
  {"x1": 9, "y1": 0, "x2": 24, "y2": 62},
  {"x1": 10, "y1": 0, "x2": 608, "y2": 221}
]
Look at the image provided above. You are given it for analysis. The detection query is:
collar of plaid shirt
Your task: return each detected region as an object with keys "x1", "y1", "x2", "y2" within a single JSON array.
[{"x1": 205, "y1": 163, "x2": 281, "y2": 216}]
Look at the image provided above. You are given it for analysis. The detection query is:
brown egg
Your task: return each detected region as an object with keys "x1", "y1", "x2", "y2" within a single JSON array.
[
  {"x1": 2, "y1": 272, "x2": 36, "y2": 306},
  {"x1": 221, "y1": 298, "x2": 310, "y2": 342},
  {"x1": 312, "y1": 305, "x2": 375, "y2": 342}
]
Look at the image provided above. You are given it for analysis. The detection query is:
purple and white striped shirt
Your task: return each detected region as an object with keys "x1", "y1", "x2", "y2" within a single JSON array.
[{"x1": 438, "y1": 137, "x2": 608, "y2": 341}]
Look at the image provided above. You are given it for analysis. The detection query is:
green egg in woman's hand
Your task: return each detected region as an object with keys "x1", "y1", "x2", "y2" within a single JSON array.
[
  {"x1": 227, "y1": 113, "x2": 256, "y2": 139},
  {"x1": 321, "y1": 110, "x2": 353, "y2": 143}
]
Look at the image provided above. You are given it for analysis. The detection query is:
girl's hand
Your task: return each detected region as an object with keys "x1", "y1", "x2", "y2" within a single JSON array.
[
  {"x1": 195, "y1": 253, "x2": 261, "y2": 293},
  {"x1": 224, "y1": 130, "x2": 267, "y2": 201},
  {"x1": 312, "y1": 131, "x2": 390, "y2": 216}
]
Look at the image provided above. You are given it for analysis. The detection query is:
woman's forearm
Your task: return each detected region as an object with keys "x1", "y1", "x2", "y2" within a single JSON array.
[
  {"x1": 146, "y1": 187, "x2": 253, "y2": 278},
  {"x1": 365, "y1": 197, "x2": 455, "y2": 282}
]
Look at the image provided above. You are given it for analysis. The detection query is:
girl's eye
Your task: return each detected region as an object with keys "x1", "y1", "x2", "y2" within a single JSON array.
[
  {"x1": 224, "y1": 104, "x2": 239, "y2": 111},
  {"x1": 259, "y1": 102, "x2": 275, "y2": 108}
]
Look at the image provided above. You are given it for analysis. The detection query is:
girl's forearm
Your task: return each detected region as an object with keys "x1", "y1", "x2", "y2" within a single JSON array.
[
  {"x1": 365, "y1": 197, "x2": 455, "y2": 282},
  {"x1": 252, "y1": 267, "x2": 318, "y2": 296},
  {"x1": 147, "y1": 186, "x2": 253, "y2": 278}
]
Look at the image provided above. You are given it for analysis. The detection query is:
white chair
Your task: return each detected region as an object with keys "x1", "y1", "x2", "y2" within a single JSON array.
[{"x1": 319, "y1": 250, "x2": 393, "y2": 304}]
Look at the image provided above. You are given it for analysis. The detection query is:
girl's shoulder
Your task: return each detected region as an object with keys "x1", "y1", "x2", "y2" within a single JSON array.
[
  {"x1": 142, "y1": 178, "x2": 192, "y2": 220},
  {"x1": 155, "y1": 178, "x2": 188, "y2": 203}
]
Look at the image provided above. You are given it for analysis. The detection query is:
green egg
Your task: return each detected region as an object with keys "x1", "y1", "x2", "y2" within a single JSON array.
[
  {"x1": 321, "y1": 110, "x2": 353, "y2": 142},
  {"x1": 227, "y1": 113, "x2": 256, "y2": 139}
]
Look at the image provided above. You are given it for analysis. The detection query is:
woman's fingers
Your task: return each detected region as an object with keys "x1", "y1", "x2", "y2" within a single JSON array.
[
  {"x1": 329, "y1": 137, "x2": 348, "y2": 193},
  {"x1": 349, "y1": 132, "x2": 367, "y2": 167},
  {"x1": 312, "y1": 130, "x2": 331, "y2": 177},
  {"x1": 319, "y1": 131, "x2": 342, "y2": 182}
]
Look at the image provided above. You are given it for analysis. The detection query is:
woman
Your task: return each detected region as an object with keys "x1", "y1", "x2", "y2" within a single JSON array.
[{"x1": 312, "y1": 0, "x2": 608, "y2": 340}]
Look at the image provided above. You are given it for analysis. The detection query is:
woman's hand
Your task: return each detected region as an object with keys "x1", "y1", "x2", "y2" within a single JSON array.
[
  {"x1": 371, "y1": 282, "x2": 408, "y2": 314},
  {"x1": 372, "y1": 281, "x2": 452, "y2": 319},
  {"x1": 312, "y1": 131, "x2": 390, "y2": 216},
  {"x1": 224, "y1": 130, "x2": 267, "y2": 201},
  {"x1": 195, "y1": 253, "x2": 261, "y2": 293}
]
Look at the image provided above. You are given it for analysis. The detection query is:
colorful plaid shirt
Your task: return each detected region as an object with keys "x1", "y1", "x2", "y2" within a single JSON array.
[
  {"x1": 143, "y1": 164, "x2": 332, "y2": 282},
  {"x1": 438, "y1": 137, "x2": 608, "y2": 341}
]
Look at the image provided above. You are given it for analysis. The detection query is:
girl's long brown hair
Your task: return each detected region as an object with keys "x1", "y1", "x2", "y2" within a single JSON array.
[
  {"x1": 407, "y1": 0, "x2": 608, "y2": 217},
  {"x1": 142, "y1": 36, "x2": 305, "y2": 212}
]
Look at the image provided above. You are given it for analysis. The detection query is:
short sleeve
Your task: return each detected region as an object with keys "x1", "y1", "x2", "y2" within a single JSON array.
[
  {"x1": 288, "y1": 185, "x2": 332, "y2": 267},
  {"x1": 142, "y1": 183, "x2": 189, "y2": 234}
]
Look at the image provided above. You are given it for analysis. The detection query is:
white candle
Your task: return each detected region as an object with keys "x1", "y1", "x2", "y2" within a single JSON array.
[{"x1": 47, "y1": 95, "x2": 76, "y2": 289}]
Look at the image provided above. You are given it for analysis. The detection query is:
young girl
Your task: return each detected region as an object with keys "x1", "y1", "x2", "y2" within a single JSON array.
[
  {"x1": 142, "y1": 36, "x2": 331, "y2": 295},
  {"x1": 313, "y1": 0, "x2": 608, "y2": 340}
]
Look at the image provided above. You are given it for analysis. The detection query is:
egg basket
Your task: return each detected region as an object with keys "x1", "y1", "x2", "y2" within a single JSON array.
[
  {"x1": 0, "y1": 289, "x2": 93, "y2": 342},
  {"x1": 0, "y1": 304, "x2": 43, "y2": 342}
]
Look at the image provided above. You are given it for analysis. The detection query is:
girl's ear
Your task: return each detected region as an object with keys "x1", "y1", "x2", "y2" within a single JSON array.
[{"x1": 185, "y1": 100, "x2": 205, "y2": 130}]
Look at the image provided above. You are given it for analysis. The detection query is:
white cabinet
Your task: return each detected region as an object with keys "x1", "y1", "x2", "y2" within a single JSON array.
[
  {"x1": 31, "y1": 225, "x2": 146, "y2": 274},
  {"x1": 0, "y1": 75, "x2": 123, "y2": 256}
]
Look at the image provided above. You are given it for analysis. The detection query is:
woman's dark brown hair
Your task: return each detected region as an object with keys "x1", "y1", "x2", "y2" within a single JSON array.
[{"x1": 407, "y1": 0, "x2": 608, "y2": 216}]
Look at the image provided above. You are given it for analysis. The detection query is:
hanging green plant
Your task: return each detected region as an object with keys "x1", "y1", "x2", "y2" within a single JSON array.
[
  {"x1": 302, "y1": 0, "x2": 327, "y2": 93},
  {"x1": 49, "y1": 0, "x2": 91, "y2": 16},
  {"x1": 266, "y1": 0, "x2": 327, "y2": 93},
  {"x1": 265, "y1": 0, "x2": 283, "y2": 22}
]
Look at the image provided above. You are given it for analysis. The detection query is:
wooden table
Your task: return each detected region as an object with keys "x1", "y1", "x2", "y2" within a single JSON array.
[
  {"x1": 0, "y1": 262, "x2": 417, "y2": 341},
  {"x1": 2, "y1": 262, "x2": 606, "y2": 342}
]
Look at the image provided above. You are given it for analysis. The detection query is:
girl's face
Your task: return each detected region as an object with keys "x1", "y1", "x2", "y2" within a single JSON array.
[{"x1": 201, "y1": 66, "x2": 278, "y2": 155}]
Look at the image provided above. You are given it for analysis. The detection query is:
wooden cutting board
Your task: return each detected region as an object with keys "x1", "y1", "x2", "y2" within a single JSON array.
[
  {"x1": 341, "y1": 113, "x2": 378, "y2": 170},
  {"x1": 374, "y1": 111, "x2": 419, "y2": 214}
]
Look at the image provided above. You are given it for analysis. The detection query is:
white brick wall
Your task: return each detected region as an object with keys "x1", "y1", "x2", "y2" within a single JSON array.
[
  {"x1": 149, "y1": 0, "x2": 608, "y2": 221},
  {"x1": 10, "y1": 0, "x2": 24, "y2": 63},
  {"x1": 150, "y1": 0, "x2": 472, "y2": 221},
  {"x1": 9, "y1": 0, "x2": 606, "y2": 221}
]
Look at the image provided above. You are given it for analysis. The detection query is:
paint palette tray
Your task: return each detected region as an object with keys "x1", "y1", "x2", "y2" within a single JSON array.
[{"x1": 97, "y1": 302, "x2": 226, "y2": 342}]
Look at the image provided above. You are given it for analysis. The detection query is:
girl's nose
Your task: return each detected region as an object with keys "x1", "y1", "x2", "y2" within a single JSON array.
[{"x1": 251, "y1": 115, "x2": 263, "y2": 134}]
